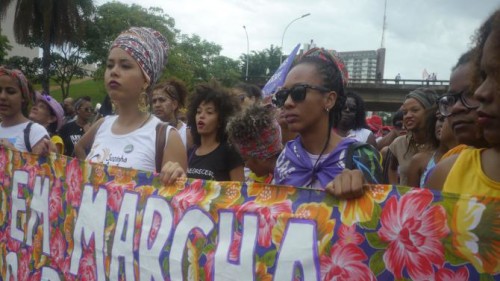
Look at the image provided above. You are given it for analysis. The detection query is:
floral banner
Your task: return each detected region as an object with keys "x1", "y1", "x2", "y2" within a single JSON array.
[{"x1": 0, "y1": 146, "x2": 499, "y2": 281}]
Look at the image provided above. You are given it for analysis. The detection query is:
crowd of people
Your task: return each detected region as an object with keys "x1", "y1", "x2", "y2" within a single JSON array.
[{"x1": 1, "y1": 7, "x2": 499, "y2": 199}]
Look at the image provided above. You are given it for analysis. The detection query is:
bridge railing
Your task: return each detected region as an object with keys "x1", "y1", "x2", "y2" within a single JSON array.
[{"x1": 348, "y1": 78, "x2": 449, "y2": 87}]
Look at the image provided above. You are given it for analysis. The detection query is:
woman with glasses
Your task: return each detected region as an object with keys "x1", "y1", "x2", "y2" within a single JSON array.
[
  {"x1": 232, "y1": 82, "x2": 262, "y2": 110},
  {"x1": 0, "y1": 67, "x2": 52, "y2": 154},
  {"x1": 29, "y1": 92, "x2": 65, "y2": 154},
  {"x1": 386, "y1": 88, "x2": 439, "y2": 186},
  {"x1": 273, "y1": 48, "x2": 382, "y2": 196},
  {"x1": 152, "y1": 78, "x2": 190, "y2": 148},
  {"x1": 428, "y1": 9, "x2": 500, "y2": 197},
  {"x1": 74, "y1": 27, "x2": 186, "y2": 184},
  {"x1": 436, "y1": 50, "x2": 488, "y2": 161},
  {"x1": 334, "y1": 91, "x2": 377, "y2": 148},
  {"x1": 59, "y1": 96, "x2": 93, "y2": 156}
]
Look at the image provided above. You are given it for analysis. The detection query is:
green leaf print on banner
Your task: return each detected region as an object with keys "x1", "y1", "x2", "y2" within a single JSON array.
[
  {"x1": 369, "y1": 250, "x2": 385, "y2": 276},
  {"x1": 360, "y1": 203, "x2": 382, "y2": 230},
  {"x1": 365, "y1": 231, "x2": 388, "y2": 249}
]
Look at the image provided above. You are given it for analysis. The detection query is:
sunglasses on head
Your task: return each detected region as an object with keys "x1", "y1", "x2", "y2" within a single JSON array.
[{"x1": 272, "y1": 84, "x2": 330, "y2": 108}]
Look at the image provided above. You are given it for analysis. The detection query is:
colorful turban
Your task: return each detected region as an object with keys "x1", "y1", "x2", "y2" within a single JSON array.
[
  {"x1": 0, "y1": 67, "x2": 34, "y2": 113},
  {"x1": 110, "y1": 27, "x2": 169, "y2": 88},
  {"x1": 300, "y1": 48, "x2": 349, "y2": 86},
  {"x1": 227, "y1": 105, "x2": 282, "y2": 160},
  {"x1": 406, "y1": 88, "x2": 439, "y2": 109}
]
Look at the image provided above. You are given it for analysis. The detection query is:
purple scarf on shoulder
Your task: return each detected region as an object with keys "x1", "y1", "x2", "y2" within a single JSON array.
[{"x1": 274, "y1": 137, "x2": 356, "y2": 189}]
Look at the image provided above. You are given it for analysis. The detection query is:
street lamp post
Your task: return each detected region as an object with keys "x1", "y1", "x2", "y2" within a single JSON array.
[
  {"x1": 280, "y1": 13, "x2": 310, "y2": 64},
  {"x1": 243, "y1": 25, "x2": 249, "y2": 81}
]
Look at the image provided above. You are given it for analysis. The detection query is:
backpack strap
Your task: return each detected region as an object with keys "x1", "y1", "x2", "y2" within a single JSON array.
[
  {"x1": 24, "y1": 121, "x2": 34, "y2": 152},
  {"x1": 345, "y1": 141, "x2": 370, "y2": 170},
  {"x1": 155, "y1": 122, "x2": 169, "y2": 173}
]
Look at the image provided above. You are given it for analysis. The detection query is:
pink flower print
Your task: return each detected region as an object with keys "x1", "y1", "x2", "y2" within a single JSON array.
[
  {"x1": 320, "y1": 244, "x2": 376, "y2": 281},
  {"x1": 378, "y1": 189, "x2": 449, "y2": 280}
]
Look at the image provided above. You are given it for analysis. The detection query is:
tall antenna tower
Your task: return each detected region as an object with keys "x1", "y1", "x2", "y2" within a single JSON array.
[{"x1": 380, "y1": 0, "x2": 387, "y2": 48}]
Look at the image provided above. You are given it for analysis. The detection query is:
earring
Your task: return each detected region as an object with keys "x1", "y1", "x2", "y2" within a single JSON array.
[
  {"x1": 325, "y1": 107, "x2": 330, "y2": 113},
  {"x1": 138, "y1": 89, "x2": 149, "y2": 113}
]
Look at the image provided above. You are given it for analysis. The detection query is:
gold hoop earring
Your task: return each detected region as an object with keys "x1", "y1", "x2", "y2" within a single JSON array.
[{"x1": 138, "y1": 91, "x2": 149, "y2": 113}]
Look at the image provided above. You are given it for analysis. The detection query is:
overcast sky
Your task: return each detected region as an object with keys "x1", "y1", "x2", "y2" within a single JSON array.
[{"x1": 100, "y1": 0, "x2": 499, "y2": 80}]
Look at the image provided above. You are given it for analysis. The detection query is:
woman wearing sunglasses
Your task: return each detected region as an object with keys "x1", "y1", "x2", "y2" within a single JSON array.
[
  {"x1": 273, "y1": 48, "x2": 382, "y2": 197},
  {"x1": 0, "y1": 67, "x2": 52, "y2": 154},
  {"x1": 59, "y1": 96, "x2": 93, "y2": 156},
  {"x1": 29, "y1": 92, "x2": 65, "y2": 154},
  {"x1": 428, "y1": 9, "x2": 500, "y2": 197}
]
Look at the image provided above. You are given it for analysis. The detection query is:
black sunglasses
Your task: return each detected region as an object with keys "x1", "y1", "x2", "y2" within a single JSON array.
[
  {"x1": 437, "y1": 90, "x2": 480, "y2": 117},
  {"x1": 272, "y1": 84, "x2": 330, "y2": 107}
]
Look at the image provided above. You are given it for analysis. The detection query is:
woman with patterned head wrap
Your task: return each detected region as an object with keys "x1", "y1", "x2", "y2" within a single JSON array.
[
  {"x1": 0, "y1": 67, "x2": 52, "y2": 154},
  {"x1": 227, "y1": 105, "x2": 282, "y2": 184},
  {"x1": 272, "y1": 47, "x2": 382, "y2": 198},
  {"x1": 74, "y1": 27, "x2": 187, "y2": 183}
]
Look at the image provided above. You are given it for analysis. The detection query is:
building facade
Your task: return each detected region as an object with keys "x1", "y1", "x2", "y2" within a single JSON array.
[
  {"x1": 335, "y1": 49, "x2": 386, "y2": 82},
  {"x1": 1, "y1": 2, "x2": 39, "y2": 60}
]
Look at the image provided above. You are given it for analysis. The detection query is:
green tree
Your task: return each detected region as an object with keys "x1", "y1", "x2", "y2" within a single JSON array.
[
  {"x1": 83, "y1": 2, "x2": 177, "y2": 65},
  {"x1": 0, "y1": 0, "x2": 95, "y2": 92},
  {"x1": 3, "y1": 56, "x2": 41, "y2": 83},
  {"x1": 0, "y1": 28, "x2": 12, "y2": 62},
  {"x1": 240, "y1": 45, "x2": 282, "y2": 84},
  {"x1": 50, "y1": 44, "x2": 87, "y2": 99}
]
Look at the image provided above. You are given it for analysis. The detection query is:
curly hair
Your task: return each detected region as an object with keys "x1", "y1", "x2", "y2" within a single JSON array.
[
  {"x1": 153, "y1": 77, "x2": 188, "y2": 116},
  {"x1": 187, "y1": 80, "x2": 240, "y2": 146},
  {"x1": 295, "y1": 53, "x2": 346, "y2": 128},
  {"x1": 471, "y1": 9, "x2": 500, "y2": 90}
]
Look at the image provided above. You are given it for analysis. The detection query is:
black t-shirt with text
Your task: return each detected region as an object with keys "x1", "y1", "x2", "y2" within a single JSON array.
[
  {"x1": 58, "y1": 121, "x2": 85, "y2": 156},
  {"x1": 187, "y1": 142, "x2": 243, "y2": 181}
]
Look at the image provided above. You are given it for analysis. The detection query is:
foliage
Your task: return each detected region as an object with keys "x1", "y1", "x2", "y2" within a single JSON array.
[
  {"x1": 2, "y1": 56, "x2": 42, "y2": 84},
  {"x1": 0, "y1": 28, "x2": 12, "y2": 62},
  {"x1": 240, "y1": 45, "x2": 283, "y2": 85},
  {"x1": 50, "y1": 44, "x2": 88, "y2": 99},
  {"x1": 0, "y1": 0, "x2": 95, "y2": 92},
  {"x1": 45, "y1": 79, "x2": 106, "y2": 105},
  {"x1": 83, "y1": 2, "x2": 177, "y2": 65}
]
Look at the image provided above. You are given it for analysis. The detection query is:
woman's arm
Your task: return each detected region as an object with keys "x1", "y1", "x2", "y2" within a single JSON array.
[
  {"x1": 407, "y1": 152, "x2": 431, "y2": 188},
  {"x1": 162, "y1": 129, "x2": 188, "y2": 171},
  {"x1": 229, "y1": 165, "x2": 245, "y2": 181},
  {"x1": 74, "y1": 118, "x2": 105, "y2": 160},
  {"x1": 426, "y1": 155, "x2": 458, "y2": 191},
  {"x1": 366, "y1": 132, "x2": 378, "y2": 150},
  {"x1": 387, "y1": 151, "x2": 400, "y2": 185}
]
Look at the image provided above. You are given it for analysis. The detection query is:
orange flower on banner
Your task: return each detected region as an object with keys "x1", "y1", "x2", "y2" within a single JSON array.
[
  {"x1": 210, "y1": 182, "x2": 242, "y2": 218},
  {"x1": 158, "y1": 177, "x2": 187, "y2": 198},
  {"x1": 33, "y1": 225, "x2": 48, "y2": 269},
  {"x1": 0, "y1": 188, "x2": 6, "y2": 225},
  {"x1": 450, "y1": 196, "x2": 500, "y2": 274},
  {"x1": 256, "y1": 261, "x2": 273, "y2": 281},
  {"x1": 137, "y1": 185, "x2": 155, "y2": 204},
  {"x1": 107, "y1": 165, "x2": 137, "y2": 185},
  {"x1": 90, "y1": 163, "x2": 107, "y2": 186},
  {"x1": 272, "y1": 202, "x2": 335, "y2": 255},
  {"x1": 247, "y1": 182, "x2": 296, "y2": 206},
  {"x1": 12, "y1": 150, "x2": 23, "y2": 170},
  {"x1": 187, "y1": 239, "x2": 201, "y2": 281},
  {"x1": 50, "y1": 153, "x2": 67, "y2": 178},
  {"x1": 64, "y1": 209, "x2": 76, "y2": 253},
  {"x1": 339, "y1": 185, "x2": 392, "y2": 226}
]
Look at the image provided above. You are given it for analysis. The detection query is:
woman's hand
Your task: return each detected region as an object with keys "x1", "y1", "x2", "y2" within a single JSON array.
[
  {"x1": 325, "y1": 169, "x2": 366, "y2": 199},
  {"x1": 159, "y1": 161, "x2": 186, "y2": 185}
]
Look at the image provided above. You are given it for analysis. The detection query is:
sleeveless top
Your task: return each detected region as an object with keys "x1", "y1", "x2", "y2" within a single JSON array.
[
  {"x1": 178, "y1": 122, "x2": 188, "y2": 148},
  {"x1": 87, "y1": 115, "x2": 173, "y2": 172},
  {"x1": 443, "y1": 148, "x2": 500, "y2": 198}
]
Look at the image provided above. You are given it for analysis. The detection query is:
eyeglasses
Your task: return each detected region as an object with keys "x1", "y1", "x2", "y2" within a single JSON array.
[
  {"x1": 437, "y1": 90, "x2": 480, "y2": 117},
  {"x1": 272, "y1": 84, "x2": 330, "y2": 108}
]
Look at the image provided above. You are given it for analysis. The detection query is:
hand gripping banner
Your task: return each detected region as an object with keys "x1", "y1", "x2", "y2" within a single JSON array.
[{"x1": 0, "y1": 146, "x2": 499, "y2": 280}]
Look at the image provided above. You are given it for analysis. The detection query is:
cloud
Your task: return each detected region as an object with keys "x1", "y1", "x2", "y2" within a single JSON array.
[{"x1": 101, "y1": 0, "x2": 499, "y2": 80}]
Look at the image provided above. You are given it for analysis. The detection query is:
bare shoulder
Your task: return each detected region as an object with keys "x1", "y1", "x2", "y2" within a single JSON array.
[{"x1": 426, "y1": 154, "x2": 459, "y2": 191}]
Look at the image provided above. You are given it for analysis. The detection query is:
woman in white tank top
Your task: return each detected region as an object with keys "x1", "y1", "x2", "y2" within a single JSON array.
[{"x1": 74, "y1": 27, "x2": 187, "y2": 184}]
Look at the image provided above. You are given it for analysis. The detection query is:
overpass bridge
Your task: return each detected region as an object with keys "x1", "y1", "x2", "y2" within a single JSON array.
[{"x1": 347, "y1": 78, "x2": 449, "y2": 112}]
